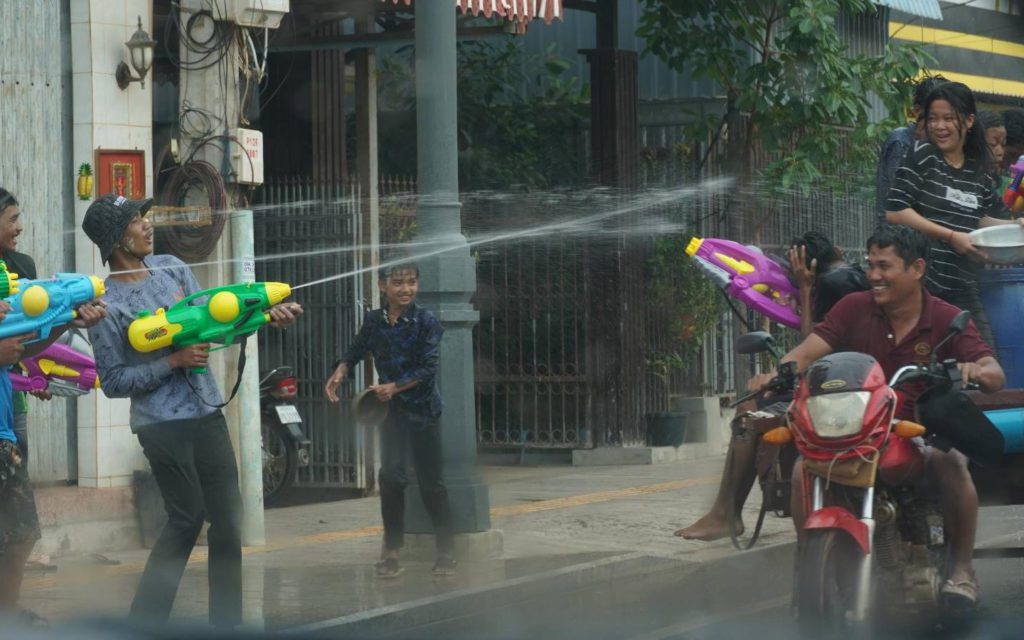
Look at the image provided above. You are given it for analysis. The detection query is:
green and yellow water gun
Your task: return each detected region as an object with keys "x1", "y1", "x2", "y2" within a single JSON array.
[{"x1": 128, "y1": 281, "x2": 292, "y2": 372}]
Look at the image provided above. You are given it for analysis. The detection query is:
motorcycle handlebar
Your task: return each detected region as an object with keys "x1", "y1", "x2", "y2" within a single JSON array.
[{"x1": 730, "y1": 361, "x2": 798, "y2": 409}]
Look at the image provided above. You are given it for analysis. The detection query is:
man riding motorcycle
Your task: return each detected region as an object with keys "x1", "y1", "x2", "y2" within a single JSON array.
[{"x1": 756, "y1": 225, "x2": 1004, "y2": 608}]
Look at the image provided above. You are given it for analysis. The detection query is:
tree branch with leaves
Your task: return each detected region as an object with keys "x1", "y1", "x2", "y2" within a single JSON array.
[{"x1": 639, "y1": 0, "x2": 929, "y2": 217}]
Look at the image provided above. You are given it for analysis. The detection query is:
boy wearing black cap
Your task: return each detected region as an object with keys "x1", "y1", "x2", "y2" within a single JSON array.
[{"x1": 83, "y1": 193, "x2": 302, "y2": 628}]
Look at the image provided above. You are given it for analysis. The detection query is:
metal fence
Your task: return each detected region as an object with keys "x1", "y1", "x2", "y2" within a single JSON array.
[
  {"x1": 254, "y1": 178, "x2": 367, "y2": 488},
  {"x1": 375, "y1": 115, "x2": 876, "y2": 448}
]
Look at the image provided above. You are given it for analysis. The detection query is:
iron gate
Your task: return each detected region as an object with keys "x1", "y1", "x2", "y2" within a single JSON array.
[{"x1": 254, "y1": 178, "x2": 366, "y2": 488}]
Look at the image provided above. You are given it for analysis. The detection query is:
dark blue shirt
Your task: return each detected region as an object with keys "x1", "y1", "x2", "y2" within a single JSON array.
[
  {"x1": 338, "y1": 302, "x2": 443, "y2": 423},
  {"x1": 877, "y1": 124, "x2": 917, "y2": 224}
]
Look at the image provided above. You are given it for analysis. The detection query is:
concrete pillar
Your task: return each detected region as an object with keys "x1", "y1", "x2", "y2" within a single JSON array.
[
  {"x1": 405, "y1": 0, "x2": 491, "y2": 537},
  {"x1": 230, "y1": 210, "x2": 265, "y2": 545}
]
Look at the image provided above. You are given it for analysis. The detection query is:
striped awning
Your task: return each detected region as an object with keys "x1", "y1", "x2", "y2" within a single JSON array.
[{"x1": 383, "y1": 0, "x2": 562, "y2": 24}]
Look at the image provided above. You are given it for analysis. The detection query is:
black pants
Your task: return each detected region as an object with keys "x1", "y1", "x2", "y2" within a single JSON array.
[
  {"x1": 379, "y1": 414, "x2": 454, "y2": 553},
  {"x1": 931, "y1": 283, "x2": 996, "y2": 349},
  {"x1": 132, "y1": 412, "x2": 242, "y2": 627}
]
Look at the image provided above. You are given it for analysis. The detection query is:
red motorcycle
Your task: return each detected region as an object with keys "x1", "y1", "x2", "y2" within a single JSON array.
[{"x1": 741, "y1": 312, "x2": 1005, "y2": 637}]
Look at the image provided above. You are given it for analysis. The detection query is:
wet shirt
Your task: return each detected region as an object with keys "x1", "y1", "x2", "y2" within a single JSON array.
[
  {"x1": 811, "y1": 264, "x2": 869, "y2": 323},
  {"x1": 338, "y1": 302, "x2": 443, "y2": 424},
  {"x1": 812, "y1": 289, "x2": 994, "y2": 418},
  {"x1": 0, "y1": 367, "x2": 13, "y2": 444},
  {"x1": 886, "y1": 140, "x2": 1009, "y2": 296},
  {"x1": 88, "y1": 255, "x2": 223, "y2": 430}
]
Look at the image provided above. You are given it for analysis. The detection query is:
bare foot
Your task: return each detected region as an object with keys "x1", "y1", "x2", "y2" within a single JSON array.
[{"x1": 673, "y1": 512, "x2": 744, "y2": 541}]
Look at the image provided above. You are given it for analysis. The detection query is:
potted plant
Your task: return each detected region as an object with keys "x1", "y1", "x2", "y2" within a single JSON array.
[
  {"x1": 645, "y1": 351, "x2": 688, "y2": 447},
  {"x1": 644, "y1": 234, "x2": 726, "y2": 446}
]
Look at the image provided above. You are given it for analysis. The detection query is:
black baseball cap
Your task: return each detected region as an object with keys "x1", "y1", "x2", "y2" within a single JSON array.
[{"x1": 82, "y1": 193, "x2": 153, "y2": 265}]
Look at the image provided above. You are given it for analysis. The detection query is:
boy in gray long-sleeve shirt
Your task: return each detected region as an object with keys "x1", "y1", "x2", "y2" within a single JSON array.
[{"x1": 83, "y1": 194, "x2": 301, "y2": 627}]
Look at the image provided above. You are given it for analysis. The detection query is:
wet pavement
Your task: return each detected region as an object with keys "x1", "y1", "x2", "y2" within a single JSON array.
[{"x1": 14, "y1": 457, "x2": 798, "y2": 636}]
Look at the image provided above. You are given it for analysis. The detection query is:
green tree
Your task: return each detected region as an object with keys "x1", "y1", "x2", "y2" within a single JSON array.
[
  {"x1": 638, "y1": 0, "x2": 929, "y2": 210},
  {"x1": 375, "y1": 39, "x2": 589, "y2": 190}
]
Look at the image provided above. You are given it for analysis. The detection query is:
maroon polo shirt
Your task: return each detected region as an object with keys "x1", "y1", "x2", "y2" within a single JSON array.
[{"x1": 811, "y1": 289, "x2": 994, "y2": 418}]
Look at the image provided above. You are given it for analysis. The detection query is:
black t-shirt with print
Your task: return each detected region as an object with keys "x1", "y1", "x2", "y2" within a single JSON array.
[{"x1": 886, "y1": 140, "x2": 1009, "y2": 295}]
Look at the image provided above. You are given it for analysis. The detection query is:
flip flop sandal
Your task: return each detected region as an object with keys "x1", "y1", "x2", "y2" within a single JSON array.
[
  {"x1": 941, "y1": 579, "x2": 978, "y2": 608},
  {"x1": 375, "y1": 557, "x2": 403, "y2": 579},
  {"x1": 432, "y1": 554, "x2": 457, "y2": 577}
]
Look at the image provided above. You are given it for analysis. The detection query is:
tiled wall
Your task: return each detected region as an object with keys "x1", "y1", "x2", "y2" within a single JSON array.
[{"x1": 72, "y1": 0, "x2": 154, "y2": 488}]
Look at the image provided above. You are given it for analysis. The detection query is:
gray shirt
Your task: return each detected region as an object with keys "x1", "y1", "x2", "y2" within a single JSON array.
[{"x1": 88, "y1": 254, "x2": 223, "y2": 430}]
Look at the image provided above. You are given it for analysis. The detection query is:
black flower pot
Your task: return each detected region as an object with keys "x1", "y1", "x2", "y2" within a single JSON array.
[{"x1": 645, "y1": 411, "x2": 687, "y2": 447}]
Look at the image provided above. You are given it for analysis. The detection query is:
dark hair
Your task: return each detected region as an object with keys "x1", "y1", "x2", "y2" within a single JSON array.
[
  {"x1": 1003, "y1": 107, "x2": 1024, "y2": 147},
  {"x1": 914, "y1": 75, "x2": 947, "y2": 110},
  {"x1": 378, "y1": 261, "x2": 420, "y2": 280},
  {"x1": 788, "y1": 231, "x2": 840, "y2": 275},
  {"x1": 867, "y1": 224, "x2": 930, "y2": 268},
  {"x1": 978, "y1": 110, "x2": 1005, "y2": 133},
  {"x1": 0, "y1": 188, "x2": 18, "y2": 216},
  {"x1": 922, "y1": 82, "x2": 990, "y2": 167}
]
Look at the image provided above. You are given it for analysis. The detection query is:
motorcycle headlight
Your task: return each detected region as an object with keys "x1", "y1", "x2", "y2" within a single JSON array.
[{"x1": 806, "y1": 391, "x2": 871, "y2": 439}]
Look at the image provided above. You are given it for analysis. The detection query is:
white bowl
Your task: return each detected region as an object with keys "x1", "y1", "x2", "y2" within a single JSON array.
[{"x1": 969, "y1": 225, "x2": 1024, "y2": 265}]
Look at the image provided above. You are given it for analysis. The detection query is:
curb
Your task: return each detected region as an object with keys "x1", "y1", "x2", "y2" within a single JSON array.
[{"x1": 285, "y1": 541, "x2": 796, "y2": 637}]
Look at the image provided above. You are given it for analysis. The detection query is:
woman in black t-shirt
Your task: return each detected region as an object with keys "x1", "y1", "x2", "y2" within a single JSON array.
[{"x1": 886, "y1": 82, "x2": 1023, "y2": 348}]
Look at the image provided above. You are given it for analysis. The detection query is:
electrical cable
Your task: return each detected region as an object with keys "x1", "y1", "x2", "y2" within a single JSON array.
[{"x1": 156, "y1": 160, "x2": 229, "y2": 262}]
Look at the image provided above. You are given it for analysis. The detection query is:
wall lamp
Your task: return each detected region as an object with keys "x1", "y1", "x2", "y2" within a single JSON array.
[{"x1": 116, "y1": 16, "x2": 156, "y2": 90}]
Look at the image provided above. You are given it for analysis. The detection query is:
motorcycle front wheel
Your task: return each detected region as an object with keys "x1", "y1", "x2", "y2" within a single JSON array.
[
  {"x1": 262, "y1": 418, "x2": 298, "y2": 505},
  {"x1": 796, "y1": 529, "x2": 870, "y2": 639}
]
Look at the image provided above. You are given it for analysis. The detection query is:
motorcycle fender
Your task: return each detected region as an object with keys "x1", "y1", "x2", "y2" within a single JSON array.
[
  {"x1": 280, "y1": 422, "x2": 309, "y2": 445},
  {"x1": 804, "y1": 506, "x2": 870, "y2": 555}
]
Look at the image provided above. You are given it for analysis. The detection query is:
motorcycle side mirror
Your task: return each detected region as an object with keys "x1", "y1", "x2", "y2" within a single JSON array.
[
  {"x1": 930, "y1": 310, "x2": 971, "y2": 368},
  {"x1": 737, "y1": 331, "x2": 775, "y2": 355},
  {"x1": 949, "y1": 310, "x2": 970, "y2": 335}
]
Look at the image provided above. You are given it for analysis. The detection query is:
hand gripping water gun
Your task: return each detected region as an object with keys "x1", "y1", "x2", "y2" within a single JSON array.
[
  {"x1": 0, "y1": 271, "x2": 105, "y2": 343},
  {"x1": 128, "y1": 282, "x2": 292, "y2": 373},
  {"x1": 685, "y1": 236, "x2": 800, "y2": 329},
  {"x1": 1002, "y1": 154, "x2": 1024, "y2": 215},
  {"x1": 11, "y1": 333, "x2": 99, "y2": 397}
]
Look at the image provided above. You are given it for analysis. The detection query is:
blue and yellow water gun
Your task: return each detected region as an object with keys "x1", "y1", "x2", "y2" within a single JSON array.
[{"x1": 0, "y1": 262, "x2": 105, "y2": 343}]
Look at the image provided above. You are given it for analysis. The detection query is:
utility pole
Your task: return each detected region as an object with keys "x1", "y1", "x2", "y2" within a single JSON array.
[{"x1": 405, "y1": 0, "x2": 491, "y2": 538}]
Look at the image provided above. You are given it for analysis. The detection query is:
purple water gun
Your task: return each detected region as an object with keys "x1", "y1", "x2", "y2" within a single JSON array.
[
  {"x1": 685, "y1": 236, "x2": 800, "y2": 329},
  {"x1": 10, "y1": 337, "x2": 99, "y2": 397}
]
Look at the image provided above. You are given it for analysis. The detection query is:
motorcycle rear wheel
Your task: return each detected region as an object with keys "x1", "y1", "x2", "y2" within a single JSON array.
[
  {"x1": 262, "y1": 419, "x2": 298, "y2": 505},
  {"x1": 797, "y1": 529, "x2": 870, "y2": 639}
]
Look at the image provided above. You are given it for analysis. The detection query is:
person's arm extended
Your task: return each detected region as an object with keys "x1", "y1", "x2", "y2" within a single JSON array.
[
  {"x1": 887, "y1": 207, "x2": 987, "y2": 260},
  {"x1": 780, "y1": 333, "x2": 834, "y2": 374},
  {"x1": 958, "y1": 356, "x2": 1005, "y2": 393}
]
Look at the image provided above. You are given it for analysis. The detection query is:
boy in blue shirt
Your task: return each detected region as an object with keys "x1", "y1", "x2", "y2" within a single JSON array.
[{"x1": 324, "y1": 262, "x2": 455, "y2": 578}]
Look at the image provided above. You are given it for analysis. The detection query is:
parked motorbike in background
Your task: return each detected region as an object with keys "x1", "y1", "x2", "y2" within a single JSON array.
[{"x1": 260, "y1": 366, "x2": 311, "y2": 504}]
